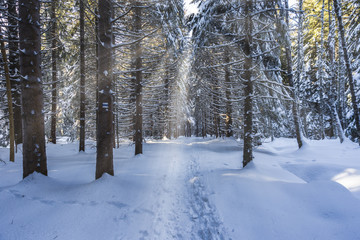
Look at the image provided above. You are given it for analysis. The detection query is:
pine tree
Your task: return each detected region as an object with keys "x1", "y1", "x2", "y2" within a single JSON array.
[
  {"x1": 242, "y1": 0, "x2": 254, "y2": 167},
  {"x1": 79, "y1": 0, "x2": 86, "y2": 152},
  {"x1": 50, "y1": 0, "x2": 58, "y2": 144},
  {"x1": 133, "y1": 2, "x2": 143, "y2": 155},
  {"x1": 7, "y1": 0, "x2": 22, "y2": 147},
  {"x1": 19, "y1": 0, "x2": 48, "y2": 178},
  {"x1": 333, "y1": 0, "x2": 360, "y2": 143},
  {"x1": 0, "y1": 30, "x2": 15, "y2": 162},
  {"x1": 96, "y1": 0, "x2": 114, "y2": 179}
]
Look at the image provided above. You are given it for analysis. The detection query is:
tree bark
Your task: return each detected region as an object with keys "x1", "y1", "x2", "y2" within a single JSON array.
[
  {"x1": 284, "y1": 0, "x2": 303, "y2": 148},
  {"x1": 327, "y1": 2, "x2": 345, "y2": 143},
  {"x1": 79, "y1": 0, "x2": 86, "y2": 151},
  {"x1": 333, "y1": 0, "x2": 360, "y2": 142},
  {"x1": 243, "y1": 0, "x2": 254, "y2": 168},
  {"x1": 96, "y1": 0, "x2": 114, "y2": 179},
  {"x1": 134, "y1": 3, "x2": 143, "y2": 155},
  {"x1": 0, "y1": 32, "x2": 15, "y2": 162},
  {"x1": 7, "y1": 0, "x2": 22, "y2": 147},
  {"x1": 19, "y1": 0, "x2": 47, "y2": 178},
  {"x1": 224, "y1": 51, "x2": 233, "y2": 137},
  {"x1": 50, "y1": 0, "x2": 58, "y2": 144},
  {"x1": 318, "y1": 0, "x2": 325, "y2": 139}
]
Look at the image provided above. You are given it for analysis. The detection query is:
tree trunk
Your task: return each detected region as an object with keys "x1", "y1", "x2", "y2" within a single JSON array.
[
  {"x1": 7, "y1": 0, "x2": 22, "y2": 147},
  {"x1": 242, "y1": 0, "x2": 254, "y2": 168},
  {"x1": 95, "y1": 7, "x2": 100, "y2": 142},
  {"x1": 164, "y1": 67, "x2": 171, "y2": 139},
  {"x1": 330, "y1": 102, "x2": 345, "y2": 142},
  {"x1": 79, "y1": 0, "x2": 86, "y2": 151},
  {"x1": 50, "y1": 0, "x2": 58, "y2": 144},
  {"x1": 0, "y1": 32, "x2": 15, "y2": 162},
  {"x1": 333, "y1": 0, "x2": 360, "y2": 142},
  {"x1": 19, "y1": 0, "x2": 47, "y2": 178},
  {"x1": 318, "y1": 0, "x2": 325, "y2": 139},
  {"x1": 296, "y1": 0, "x2": 304, "y2": 96},
  {"x1": 96, "y1": 0, "x2": 114, "y2": 179},
  {"x1": 224, "y1": 51, "x2": 233, "y2": 137},
  {"x1": 284, "y1": 0, "x2": 303, "y2": 148},
  {"x1": 134, "y1": 3, "x2": 143, "y2": 155},
  {"x1": 327, "y1": 2, "x2": 344, "y2": 143},
  {"x1": 213, "y1": 78, "x2": 220, "y2": 138}
]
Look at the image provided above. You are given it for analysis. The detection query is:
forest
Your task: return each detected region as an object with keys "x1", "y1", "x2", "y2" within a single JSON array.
[
  {"x1": 1, "y1": 0, "x2": 360, "y2": 239},
  {"x1": 0, "y1": 0, "x2": 359, "y2": 177}
]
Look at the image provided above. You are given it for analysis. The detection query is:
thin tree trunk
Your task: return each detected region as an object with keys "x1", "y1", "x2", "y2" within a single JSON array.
[
  {"x1": 329, "y1": 102, "x2": 345, "y2": 142},
  {"x1": 134, "y1": 3, "x2": 143, "y2": 155},
  {"x1": 79, "y1": 0, "x2": 86, "y2": 152},
  {"x1": 115, "y1": 83, "x2": 120, "y2": 149},
  {"x1": 318, "y1": 0, "x2": 325, "y2": 139},
  {"x1": 284, "y1": 0, "x2": 303, "y2": 148},
  {"x1": 95, "y1": 7, "x2": 99, "y2": 142},
  {"x1": 224, "y1": 51, "x2": 233, "y2": 137},
  {"x1": 333, "y1": 0, "x2": 360, "y2": 142},
  {"x1": 0, "y1": 32, "x2": 15, "y2": 162},
  {"x1": 296, "y1": 0, "x2": 304, "y2": 96},
  {"x1": 50, "y1": 0, "x2": 57, "y2": 144},
  {"x1": 213, "y1": 78, "x2": 220, "y2": 138},
  {"x1": 327, "y1": 2, "x2": 344, "y2": 143},
  {"x1": 242, "y1": 0, "x2": 254, "y2": 168},
  {"x1": 19, "y1": 0, "x2": 47, "y2": 178},
  {"x1": 96, "y1": 0, "x2": 114, "y2": 179},
  {"x1": 7, "y1": 0, "x2": 22, "y2": 147},
  {"x1": 164, "y1": 67, "x2": 171, "y2": 139}
]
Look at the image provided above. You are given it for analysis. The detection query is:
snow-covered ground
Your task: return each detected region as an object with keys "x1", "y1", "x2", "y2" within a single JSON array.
[{"x1": 1, "y1": 137, "x2": 360, "y2": 240}]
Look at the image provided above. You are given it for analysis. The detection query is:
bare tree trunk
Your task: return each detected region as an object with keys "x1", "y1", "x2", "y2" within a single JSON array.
[
  {"x1": 7, "y1": 0, "x2": 22, "y2": 147},
  {"x1": 0, "y1": 32, "x2": 15, "y2": 162},
  {"x1": 327, "y1": 2, "x2": 344, "y2": 143},
  {"x1": 79, "y1": 0, "x2": 86, "y2": 152},
  {"x1": 296, "y1": 0, "x2": 304, "y2": 96},
  {"x1": 96, "y1": 0, "x2": 114, "y2": 179},
  {"x1": 224, "y1": 52, "x2": 233, "y2": 137},
  {"x1": 318, "y1": 0, "x2": 325, "y2": 139},
  {"x1": 242, "y1": 0, "x2": 254, "y2": 168},
  {"x1": 164, "y1": 67, "x2": 171, "y2": 139},
  {"x1": 213, "y1": 78, "x2": 220, "y2": 138},
  {"x1": 19, "y1": 0, "x2": 47, "y2": 178},
  {"x1": 50, "y1": 0, "x2": 58, "y2": 144},
  {"x1": 115, "y1": 83, "x2": 119, "y2": 148},
  {"x1": 333, "y1": 0, "x2": 360, "y2": 142},
  {"x1": 284, "y1": 0, "x2": 303, "y2": 148},
  {"x1": 134, "y1": 3, "x2": 143, "y2": 155},
  {"x1": 329, "y1": 102, "x2": 345, "y2": 142}
]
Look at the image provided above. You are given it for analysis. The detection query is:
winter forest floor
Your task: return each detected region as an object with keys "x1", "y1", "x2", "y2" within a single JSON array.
[{"x1": 1, "y1": 137, "x2": 360, "y2": 240}]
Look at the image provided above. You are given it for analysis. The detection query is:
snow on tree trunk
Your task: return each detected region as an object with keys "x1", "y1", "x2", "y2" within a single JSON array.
[
  {"x1": 50, "y1": 0, "x2": 58, "y2": 144},
  {"x1": 283, "y1": 0, "x2": 303, "y2": 149},
  {"x1": 79, "y1": 0, "x2": 86, "y2": 152},
  {"x1": 19, "y1": 0, "x2": 48, "y2": 178},
  {"x1": 96, "y1": 0, "x2": 114, "y2": 179},
  {"x1": 224, "y1": 51, "x2": 233, "y2": 138},
  {"x1": 0, "y1": 32, "x2": 15, "y2": 162},
  {"x1": 134, "y1": 3, "x2": 143, "y2": 155},
  {"x1": 7, "y1": 0, "x2": 22, "y2": 147},
  {"x1": 242, "y1": 0, "x2": 254, "y2": 168},
  {"x1": 333, "y1": 0, "x2": 360, "y2": 143},
  {"x1": 318, "y1": 0, "x2": 325, "y2": 139}
]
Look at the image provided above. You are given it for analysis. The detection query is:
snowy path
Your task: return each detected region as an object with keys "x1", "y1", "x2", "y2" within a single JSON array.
[
  {"x1": 1, "y1": 137, "x2": 360, "y2": 240},
  {"x1": 135, "y1": 140, "x2": 228, "y2": 239}
]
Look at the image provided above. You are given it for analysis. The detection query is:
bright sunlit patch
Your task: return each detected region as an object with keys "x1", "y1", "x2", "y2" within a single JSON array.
[
  {"x1": 332, "y1": 168, "x2": 360, "y2": 193},
  {"x1": 184, "y1": 0, "x2": 199, "y2": 16},
  {"x1": 189, "y1": 176, "x2": 199, "y2": 183}
]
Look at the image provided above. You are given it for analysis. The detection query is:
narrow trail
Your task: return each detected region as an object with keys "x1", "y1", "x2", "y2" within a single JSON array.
[
  {"x1": 143, "y1": 141, "x2": 228, "y2": 240},
  {"x1": 188, "y1": 153, "x2": 227, "y2": 240}
]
